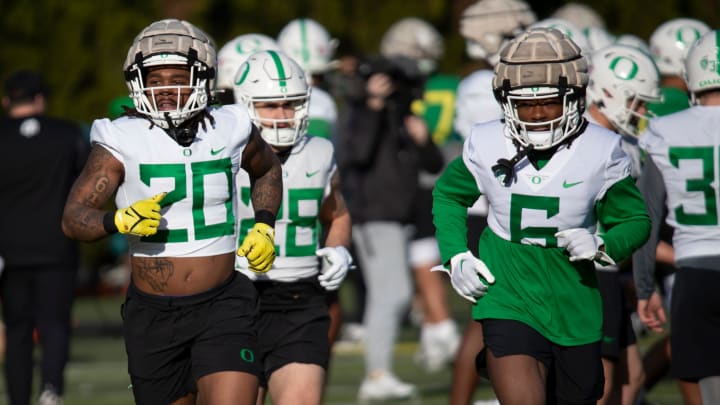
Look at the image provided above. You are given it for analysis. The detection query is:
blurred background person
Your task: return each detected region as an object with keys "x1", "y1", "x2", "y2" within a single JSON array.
[
  {"x1": 377, "y1": 15, "x2": 461, "y2": 374},
  {"x1": 336, "y1": 22, "x2": 444, "y2": 400},
  {"x1": 0, "y1": 69, "x2": 89, "y2": 405},
  {"x1": 278, "y1": 17, "x2": 340, "y2": 141},
  {"x1": 216, "y1": 33, "x2": 280, "y2": 105},
  {"x1": 585, "y1": 44, "x2": 663, "y2": 405},
  {"x1": 648, "y1": 17, "x2": 710, "y2": 116}
]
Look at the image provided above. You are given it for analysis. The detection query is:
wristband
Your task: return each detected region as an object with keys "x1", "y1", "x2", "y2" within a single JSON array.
[
  {"x1": 254, "y1": 209, "x2": 276, "y2": 228},
  {"x1": 103, "y1": 211, "x2": 119, "y2": 234}
]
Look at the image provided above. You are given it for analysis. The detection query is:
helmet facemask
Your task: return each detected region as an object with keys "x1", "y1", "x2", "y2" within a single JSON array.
[
  {"x1": 126, "y1": 53, "x2": 212, "y2": 131},
  {"x1": 250, "y1": 95, "x2": 310, "y2": 147},
  {"x1": 123, "y1": 19, "x2": 216, "y2": 144},
  {"x1": 500, "y1": 84, "x2": 585, "y2": 150}
]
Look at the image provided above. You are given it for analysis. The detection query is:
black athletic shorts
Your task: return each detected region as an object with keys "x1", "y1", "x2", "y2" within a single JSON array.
[
  {"x1": 596, "y1": 271, "x2": 637, "y2": 359},
  {"x1": 122, "y1": 272, "x2": 260, "y2": 405},
  {"x1": 670, "y1": 267, "x2": 720, "y2": 380},
  {"x1": 254, "y1": 276, "x2": 330, "y2": 386},
  {"x1": 482, "y1": 319, "x2": 604, "y2": 404}
]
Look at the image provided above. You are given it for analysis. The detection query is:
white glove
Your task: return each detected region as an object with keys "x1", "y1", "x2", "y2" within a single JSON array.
[
  {"x1": 431, "y1": 251, "x2": 495, "y2": 303},
  {"x1": 555, "y1": 228, "x2": 615, "y2": 265},
  {"x1": 317, "y1": 246, "x2": 353, "y2": 291}
]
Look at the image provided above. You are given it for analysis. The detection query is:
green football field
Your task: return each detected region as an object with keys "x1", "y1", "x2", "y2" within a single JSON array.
[{"x1": 0, "y1": 291, "x2": 685, "y2": 404}]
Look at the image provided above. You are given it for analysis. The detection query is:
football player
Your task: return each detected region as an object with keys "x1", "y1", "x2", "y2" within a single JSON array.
[
  {"x1": 450, "y1": 0, "x2": 536, "y2": 403},
  {"x1": 433, "y1": 27, "x2": 650, "y2": 405},
  {"x1": 233, "y1": 50, "x2": 352, "y2": 405},
  {"x1": 61, "y1": 19, "x2": 282, "y2": 405},
  {"x1": 648, "y1": 18, "x2": 710, "y2": 116},
  {"x1": 586, "y1": 44, "x2": 662, "y2": 405},
  {"x1": 633, "y1": 29, "x2": 720, "y2": 405},
  {"x1": 379, "y1": 15, "x2": 462, "y2": 374},
  {"x1": 216, "y1": 33, "x2": 280, "y2": 105},
  {"x1": 277, "y1": 18, "x2": 339, "y2": 141}
]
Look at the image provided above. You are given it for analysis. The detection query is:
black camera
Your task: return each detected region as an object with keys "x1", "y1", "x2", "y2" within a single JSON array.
[{"x1": 354, "y1": 55, "x2": 425, "y2": 114}]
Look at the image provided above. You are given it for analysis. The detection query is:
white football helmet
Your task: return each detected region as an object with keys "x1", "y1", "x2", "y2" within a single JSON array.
[
  {"x1": 615, "y1": 34, "x2": 651, "y2": 55},
  {"x1": 684, "y1": 30, "x2": 720, "y2": 104},
  {"x1": 380, "y1": 17, "x2": 443, "y2": 75},
  {"x1": 233, "y1": 50, "x2": 310, "y2": 147},
  {"x1": 551, "y1": 2, "x2": 605, "y2": 30},
  {"x1": 217, "y1": 33, "x2": 280, "y2": 90},
  {"x1": 493, "y1": 27, "x2": 588, "y2": 150},
  {"x1": 650, "y1": 18, "x2": 710, "y2": 76},
  {"x1": 530, "y1": 18, "x2": 590, "y2": 54},
  {"x1": 124, "y1": 19, "x2": 216, "y2": 130},
  {"x1": 277, "y1": 18, "x2": 338, "y2": 75},
  {"x1": 584, "y1": 26, "x2": 616, "y2": 53},
  {"x1": 459, "y1": 0, "x2": 537, "y2": 65},
  {"x1": 587, "y1": 45, "x2": 662, "y2": 136}
]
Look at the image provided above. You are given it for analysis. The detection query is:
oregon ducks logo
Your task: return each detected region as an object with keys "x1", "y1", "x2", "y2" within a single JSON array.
[
  {"x1": 675, "y1": 26, "x2": 703, "y2": 47},
  {"x1": 234, "y1": 63, "x2": 250, "y2": 85},
  {"x1": 240, "y1": 348, "x2": 255, "y2": 363},
  {"x1": 609, "y1": 56, "x2": 639, "y2": 80},
  {"x1": 235, "y1": 38, "x2": 263, "y2": 54}
]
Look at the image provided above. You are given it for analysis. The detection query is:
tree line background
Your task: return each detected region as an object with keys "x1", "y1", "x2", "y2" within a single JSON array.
[{"x1": 1, "y1": 0, "x2": 718, "y2": 125}]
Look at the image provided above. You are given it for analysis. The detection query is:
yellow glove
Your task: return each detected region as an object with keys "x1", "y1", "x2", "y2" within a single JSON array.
[
  {"x1": 114, "y1": 192, "x2": 167, "y2": 237},
  {"x1": 237, "y1": 222, "x2": 276, "y2": 273}
]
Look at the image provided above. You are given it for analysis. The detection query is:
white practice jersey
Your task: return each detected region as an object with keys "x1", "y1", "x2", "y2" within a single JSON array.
[
  {"x1": 584, "y1": 113, "x2": 642, "y2": 271},
  {"x1": 454, "y1": 69, "x2": 503, "y2": 140},
  {"x1": 464, "y1": 121, "x2": 631, "y2": 246},
  {"x1": 640, "y1": 106, "x2": 720, "y2": 262},
  {"x1": 455, "y1": 69, "x2": 502, "y2": 216},
  {"x1": 308, "y1": 86, "x2": 338, "y2": 124},
  {"x1": 236, "y1": 135, "x2": 336, "y2": 281},
  {"x1": 91, "y1": 104, "x2": 253, "y2": 257}
]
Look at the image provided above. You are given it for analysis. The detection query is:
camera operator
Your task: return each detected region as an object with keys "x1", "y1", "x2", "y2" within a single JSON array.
[{"x1": 337, "y1": 53, "x2": 443, "y2": 400}]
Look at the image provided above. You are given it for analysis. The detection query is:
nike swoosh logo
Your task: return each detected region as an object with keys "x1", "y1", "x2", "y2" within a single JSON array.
[
  {"x1": 306, "y1": 170, "x2": 320, "y2": 178},
  {"x1": 562, "y1": 180, "x2": 583, "y2": 188},
  {"x1": 210, "y1": 147, "x2": 226, "y2": 156}
]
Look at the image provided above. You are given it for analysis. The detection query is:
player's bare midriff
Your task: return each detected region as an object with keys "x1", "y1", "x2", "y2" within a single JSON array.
[{"x1": 130, "y1": 252, "x2": 236, "y2": 296}]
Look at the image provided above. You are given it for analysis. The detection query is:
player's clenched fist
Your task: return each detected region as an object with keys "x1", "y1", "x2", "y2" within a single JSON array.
[
  {"x1": 237, "y1": 222, "x2": 276, "y2": 273},
  {"x1": 114, "y1": 192, "x2": 167, "y2": 237}
]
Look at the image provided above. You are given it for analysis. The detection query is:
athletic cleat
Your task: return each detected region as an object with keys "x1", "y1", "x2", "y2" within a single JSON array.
[
  {"x1": 38, "y1": 386, "x2": 63, "y2": 405},
  {"x1": 358, "y1": 370, "x2": 417, "y2": 402}
]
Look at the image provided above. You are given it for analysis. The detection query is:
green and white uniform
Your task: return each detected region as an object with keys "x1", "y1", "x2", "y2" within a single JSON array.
[
  {"x1": 433, "y1": 120, "x2": 650, "y2": 345},
  {"x1": 307, "y1": 86, "x2": 337, "y2": 140},
  {"x1": 91, "y1": 104, "x2": 252, "y2": 258},
  {"x1": 236, "y1": 135, "x2": 335, "y2": 281}
]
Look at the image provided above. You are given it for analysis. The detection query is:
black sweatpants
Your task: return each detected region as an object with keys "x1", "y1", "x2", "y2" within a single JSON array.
[{"x1": 0, "y1": 265, "x2": 76, "y2": 405}]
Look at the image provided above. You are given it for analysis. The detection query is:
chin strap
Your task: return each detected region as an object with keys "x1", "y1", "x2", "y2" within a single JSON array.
[
  {"x1": 491, "y1": 143, "x2": 533, "y2": 187},
  {"x1": 163, "y1": 112, "x2": 197, "y2": 147}
]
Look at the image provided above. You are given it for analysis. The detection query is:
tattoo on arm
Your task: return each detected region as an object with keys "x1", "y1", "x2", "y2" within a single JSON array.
[
  {"x1": 62, "y1": 145, "x2": 122, "y2": 241},
  {"x1": 243, "y1": 126, "x2": 283, "y2": 218}
]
